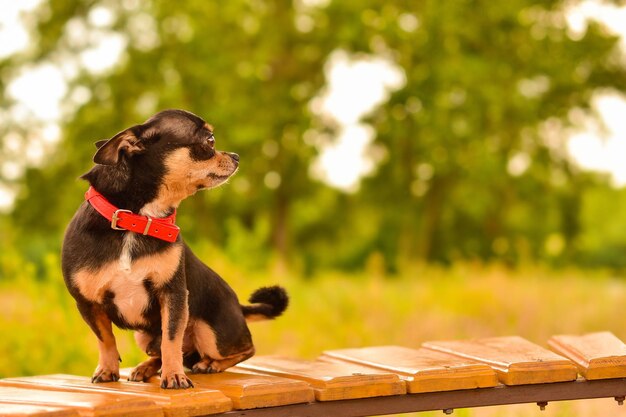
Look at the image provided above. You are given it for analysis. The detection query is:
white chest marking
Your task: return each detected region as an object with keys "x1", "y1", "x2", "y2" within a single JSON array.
[
  {"x1": 119, "y1": 233, "x2": 136, "y2": 272},
  {"x1": 73, "y1": 244, "x2": 183, "y2": 326}
]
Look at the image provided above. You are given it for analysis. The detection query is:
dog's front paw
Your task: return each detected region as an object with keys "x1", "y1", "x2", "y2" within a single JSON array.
[
  {"x1": 92, "y1": 366, "x2": 120, "y2": 383},
  {"x1": 160, "y1": 371, "x2": 194, "y2": 389},
  {"x1": 128, "y1": 357, "x2": 161, "y2": 382}
]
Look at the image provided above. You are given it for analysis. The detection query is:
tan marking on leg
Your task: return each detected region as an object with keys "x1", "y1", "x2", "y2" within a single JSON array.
[
  {"x1": 159, "y1": 293, "x2": 192, "y2": 389},
  {"x1": 209, "y1": 346, "x2": 256, "y2": 372},
  {"x1": 192, "y1": 320, "x2": 223, "y2": 360},
  {"x1": 192, "y1": 346, "x2": 256, "y2": 374},
  {"x1": 191, "y1": 320, "x2": 256, "y2": 373},
  {"x1": 182, "y1": 318, "x2": 196, "y2": 353},
  {"x1": 92, "y1": 310, "x2": 121, "y2": 383}
]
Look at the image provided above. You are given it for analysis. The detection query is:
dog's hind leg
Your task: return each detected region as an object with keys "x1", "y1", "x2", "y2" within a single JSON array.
[
  {"x1": 134, "y1": 330, "x2": 162, "y2": 357},
  {"x1": 129, "y1": 356, "x2": 162, "y2": 382},
  {"x1": 190, "y1": 320, "x2": 256, "y2": 373},
  {"x1": 192, "y1": 346, "x2": 256, "y2": 374},
  {"x1": 128, "y1": 331, "x2": 162, "y2": 382}
]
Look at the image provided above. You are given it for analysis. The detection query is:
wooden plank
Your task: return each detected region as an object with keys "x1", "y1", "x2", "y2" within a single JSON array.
[
  {"x1": 0, "y1": 374, "x2": 232, "y2": 417},
  {"x1": 186, "y1": 371, "x2": 315, "y2": 410},
  {"x1": 0, "y1": 386, "x2": 162, "y2": 417},
  {"x1": 120, "y1": 368, "x2": 314, "y2": 410},
  {"x1": 0, "y1": 404, "x2": 79, "y2": 417},
  {"x1": 215, "y1": 378, "x2": 626, "y2": 417},
  {"x1": 549, "y1": 331, "x2": 626, "y2": 380},
  {"x1": 320, "y1": 346, "x2": 499, "y2": 393},
  {"x1": 235, "y1": 356, "x2": 406, "y2": 401},
  {"x1": 423, "y1": 336, "x2": 578, "y2": 385}
]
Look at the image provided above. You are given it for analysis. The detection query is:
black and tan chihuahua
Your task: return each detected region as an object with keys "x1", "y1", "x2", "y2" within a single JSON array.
[{"x1": 61, "y1": 109, "x2": 287, "y2": 389}]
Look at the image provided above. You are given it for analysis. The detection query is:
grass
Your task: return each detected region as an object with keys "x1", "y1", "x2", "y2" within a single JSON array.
[{"x1": 1, "y1": 246, "x2": 626, "y2": 416}]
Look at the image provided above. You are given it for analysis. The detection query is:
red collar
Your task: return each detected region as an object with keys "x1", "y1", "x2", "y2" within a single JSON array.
[{"x1": 85, "y1": 186, "x2": 180, "y2": 243}]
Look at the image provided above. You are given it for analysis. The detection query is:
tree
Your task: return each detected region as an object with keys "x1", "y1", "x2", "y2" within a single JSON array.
[
  {"x1": 4, "y1": 0, "x2": 339, "y2": 267},
  {"x1": 2, "y1": 0, "x2": 625, "y2": 272},
  {"x1": 320, "y1": 0, "x2": 626, "y2": 267}
]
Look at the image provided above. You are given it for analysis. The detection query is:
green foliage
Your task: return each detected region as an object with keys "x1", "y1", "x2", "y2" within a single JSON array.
[
  {"x1": 1, "y1": 0, "x2": 626, "y2": 271},
  {"x1": 329, "y1": 0, "x2": 626, "y2": 267},
  {"x1": 2, "y1": 227, "x2": 625, "y2": 414},
  {"x1": 2, "y1": 247, "x2": 626, "y2": 379},
  {"x1": 578, "y1": 185, "x2": 626, "y2": 268},
  {"x1": 2, "y1": 7, "x2": 626, "y2": 417}
]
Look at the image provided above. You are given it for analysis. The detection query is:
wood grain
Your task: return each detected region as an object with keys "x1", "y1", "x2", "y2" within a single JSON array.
[
  {"x1": 549, "y1": 332, "x2": 626, "y2": 380},
  {"x1": 119, "y1": 368, "x2": 314, "y2": 410},
  {"x1": 0, "y1": 374, "x2": 232, "y2": 417},
  {"x1": 188, "y1": 370, "x2": 315, "y2": 409},
  {"x1": 236, "y1": 356, "x2": 406, "y2": 401},
  {"x1": 0, "y1": 403, "x2": 79, "y2": 417},
  {"x1": 0, "y1": 386, "x2": 162, "y2": 417},
  {"x1": 423, "y1": 336, "x2": 578, "y2": 385},
  {"x1": 320, "y1": 345, "x2": 498, "y2": 393}
]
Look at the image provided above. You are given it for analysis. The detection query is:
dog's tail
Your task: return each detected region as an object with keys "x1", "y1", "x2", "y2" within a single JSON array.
[{"x1": 240, "y1": 286, "x2": 288, "y2": 322}]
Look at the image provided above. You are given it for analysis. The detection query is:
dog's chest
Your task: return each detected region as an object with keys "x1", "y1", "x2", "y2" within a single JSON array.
[{"x1": 73, "y1": 237, "x2": 182, "y2": 326}]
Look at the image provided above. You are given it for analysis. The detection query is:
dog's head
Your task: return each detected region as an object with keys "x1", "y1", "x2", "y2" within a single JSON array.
[{"x1": 83, "y1": 109, "x2": 239, "y2": 215}]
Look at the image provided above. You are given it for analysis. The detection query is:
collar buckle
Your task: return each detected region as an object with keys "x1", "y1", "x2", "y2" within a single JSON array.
[
  {"x1": 86, "y1": 186, "x2": 180, "y2": 242},
  {"x1": 111, "y1": 209, "x2": 133, "y2": 230}
]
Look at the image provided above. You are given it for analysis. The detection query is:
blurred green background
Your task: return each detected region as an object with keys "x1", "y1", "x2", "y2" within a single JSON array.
[{"x1": 2, "y1": 0, "x2": 626, "y2": 415}]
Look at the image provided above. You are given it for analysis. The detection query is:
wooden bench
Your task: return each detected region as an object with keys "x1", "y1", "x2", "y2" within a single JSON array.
[{"x1": 1, "y1": 332, "x2": 625, "y2": 416}]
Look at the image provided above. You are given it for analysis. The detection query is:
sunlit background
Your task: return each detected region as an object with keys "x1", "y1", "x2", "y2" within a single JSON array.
[
  {"x1": 2, "y1": 1, "x2": 626, "y2": 415},
  {"x1": 2, "y1": 0, "x2": 626, "y2": 205}
]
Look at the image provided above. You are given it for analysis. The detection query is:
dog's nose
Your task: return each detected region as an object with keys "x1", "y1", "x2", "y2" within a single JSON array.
[{"x1": 228, "y1": 153, "x2": 240, "y2": 163}]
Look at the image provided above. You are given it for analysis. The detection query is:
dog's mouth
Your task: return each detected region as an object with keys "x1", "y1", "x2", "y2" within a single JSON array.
[
  {"x1": 206, "y1": 173, "x2": 233, "y2": 180},
  {"x1": 194, "y1": 170, "x2": 237, "y2": 191}
]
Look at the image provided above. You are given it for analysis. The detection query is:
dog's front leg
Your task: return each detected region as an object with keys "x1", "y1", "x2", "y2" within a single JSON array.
[
  {"x1": 77, "y1": 302, "x2": 121, "y2": 383},
  {"x1": 159, "y1": 270, "x2": 193, "y2": 389}
]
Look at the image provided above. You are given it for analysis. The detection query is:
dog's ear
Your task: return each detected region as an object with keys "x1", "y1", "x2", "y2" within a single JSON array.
[
  {"x1": 94, "y1": 140, "x2": 107, "y2": 149},
  {"x1": 93, "y1": 127, "x2": 145, "y2": 165}
]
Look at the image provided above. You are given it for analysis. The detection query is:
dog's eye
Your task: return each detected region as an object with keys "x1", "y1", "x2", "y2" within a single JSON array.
[{"x1": 207, "y1": 134, "x2": 215, "y2": 147}]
